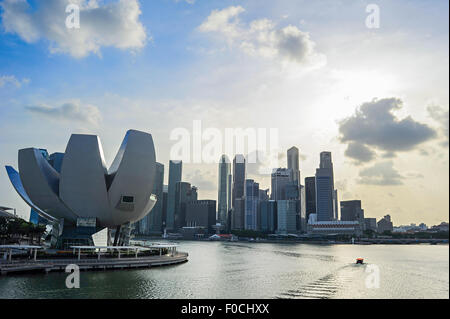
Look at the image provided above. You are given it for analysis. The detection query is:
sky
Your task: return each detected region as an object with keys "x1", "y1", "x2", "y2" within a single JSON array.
[{"x1": 0, "y1": 0, "x2": 448, "y2": 226}]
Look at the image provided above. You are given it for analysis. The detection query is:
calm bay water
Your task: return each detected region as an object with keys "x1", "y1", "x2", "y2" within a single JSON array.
[{"x1": 0, "y1": 241, "x2": 448, "y2": 299}]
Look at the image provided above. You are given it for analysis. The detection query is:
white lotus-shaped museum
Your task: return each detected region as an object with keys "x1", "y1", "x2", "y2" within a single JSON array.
[{"x1": 6, "y1": 129, "x2": 157, "y2": 229}]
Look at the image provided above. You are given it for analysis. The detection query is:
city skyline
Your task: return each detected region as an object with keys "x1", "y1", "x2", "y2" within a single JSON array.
[{"x1": 0, "y1": 0, "x2": 448, "y2": 226}]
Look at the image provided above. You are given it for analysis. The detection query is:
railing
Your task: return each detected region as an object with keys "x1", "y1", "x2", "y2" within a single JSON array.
[{"x1": 1, "y1": 251, "x2": 188, "y2": 266}]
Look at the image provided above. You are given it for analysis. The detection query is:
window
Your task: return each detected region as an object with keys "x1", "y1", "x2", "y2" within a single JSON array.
[{"x1": 122, "y1": 196, "x2": 134, "y2": 203}]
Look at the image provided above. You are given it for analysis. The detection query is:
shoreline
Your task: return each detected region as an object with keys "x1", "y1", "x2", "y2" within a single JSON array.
[{"x1": 135, "y1": 237, "x2": 449, "y2": 245}]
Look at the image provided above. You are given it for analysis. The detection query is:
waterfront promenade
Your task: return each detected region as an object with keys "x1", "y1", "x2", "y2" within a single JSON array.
[{"x1": 0, "y1": 252, "x2": 188, "y2": 276}]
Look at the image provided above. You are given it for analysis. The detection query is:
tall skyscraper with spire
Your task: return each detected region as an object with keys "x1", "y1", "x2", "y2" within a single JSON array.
[
  {"x1": 218, "y1": 155, "x2": 231, "y2": 227},
  {"x1": 315, "y1": 152, "x2": 335, "y2": 221},
  {"x1": 287, "y1": 146, "x2": 300, "y2": 187}
]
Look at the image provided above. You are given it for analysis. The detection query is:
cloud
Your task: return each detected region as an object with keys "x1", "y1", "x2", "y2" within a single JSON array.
[
  {"x1": 0, "y1": 75, "x2": 29, "y2": 88},
  {"x1": 339, "y1": 98, "x2": 437, "y2": 163},
  {"x1": 427, "y1": 105, "x2": 449, "y2": 147},
  {"x1": 25, "y1": 101, "x2": 101, "y2": 126},
  {"x1": 184, "y1": 169, "x2": 216, "y2": 191},
  {"x1": 344, "y1": 142, "x2": 376, "y2": 164},
  {"x1": 175, "y1": 0, "x2": 195, "y2": 4},
  {"x1": 0, "y1": 0, "x2": 147, "y2": 58},
  {"x1": 198, "y1": 6, "x2": 325, "y2": 65},
  {"x1": 358, "y1": 161, "x2": 404, "y2": 186}
]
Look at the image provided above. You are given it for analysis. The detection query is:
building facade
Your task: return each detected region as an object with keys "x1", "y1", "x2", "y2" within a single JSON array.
[
  {"x1": 218, "y1": 155, "x2": 231, "y2": 227},
  {"x1": 271, "y1": 168, "x2": 293, "y2": 200},
  {"x1": 315, "y1": 152, "x2": 335, "y2": 221},
  {"x1": 185, "y1": 200, "x2": 217, "y2": 234},
  {"x1": 166, "y1": 160, "x2": 182, "y2": 231},
  {"x1": 340, "y1": 200, "x2": 365, "y2": 228},
  {"x1": 377, "y1": 215, "x2": 393, "y2": 233},
  {"x1": 287, "y1": 146, "x2": 300, "y2": 187},
  {"x1": 276, "y1": 200, "x2": 298, "y2": 234},
  {"x1": 174, "y1": 181, "x2": 197, "y2": 230},
  {"x1": 244, "y1": 179, "x2": 259, "y2": 230},
  {"x1": 305, "y1": 176, "x2": 316, "y2": 223},
  {"x1": 260, "y1": 200, "x2": 277, "y2": 233},
  {"x1": 232, "y1": 155, "x2": 246, "y2": 208},
  {"x1": 364, "y1": 218, "x2": 377, "y2": 232},
  {"x1": 147, "y1": 162, "x2": 165, "y2": 234},
  {"x1": 307, "y1": 220, "x2": 362, "y2": 236},
  {"x1": 232, "y1": 198, "x2": 245, "y2": 230}
]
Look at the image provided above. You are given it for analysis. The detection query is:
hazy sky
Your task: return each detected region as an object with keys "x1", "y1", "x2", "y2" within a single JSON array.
[{"x1": 0, "y1": 0, "x2": 448, "y2": 226}]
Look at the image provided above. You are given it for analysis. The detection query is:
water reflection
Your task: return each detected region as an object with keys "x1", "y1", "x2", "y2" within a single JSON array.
[{"x1": 0, "y1": 242, "x2": 448, "y2": 299}]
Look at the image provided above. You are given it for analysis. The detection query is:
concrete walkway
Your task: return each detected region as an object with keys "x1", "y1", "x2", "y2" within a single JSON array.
[{"x1": 0, "y1": 252, "x2": 188, "y2": 276}]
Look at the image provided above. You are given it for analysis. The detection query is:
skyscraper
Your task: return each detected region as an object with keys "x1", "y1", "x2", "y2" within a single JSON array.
[
  {"x1": 315, "y1": 152, "x2": 335, "y2": 221},
  {"x1": 137, "y1": 162, "x2": 164, "y2": 235},
  {"x1": 299, "y1": 185, "x2": 307, "y2": 232},
  {"x1": 232, "y1": 198, "x2": 245, "y2": 230},
  {"x1": 333, "y1": 189, "x2": 339, "y2": 220},
  {"x1": 260, "y1": 200, "x2": 277, "y2": 233},
  {"x1": 174, "y1": 182, "x2": 197, "y2": 230},
  {"x1": 232, "y1": 155, "x2": 246, "y2": 209},
  {"x1": 162, "y1": 185, "x2": 168, "y2": 228},
  {"x1": 270, "y1": 168, "x2": 293, "y2": 200},
  {"x1": 287, "y1": 146, "x2": 300, "y2": 187},
  {"x1": 245, "y1": 179, "x2": 259, "y2": 230},
  {"x1": 218, "y1": 155, "x2": 231, "y2": 227},
  {"x1": 305, "y1": 177, "x2": 316, "y2": 223},
  {"x1": 340, "y1": 200, "x2": 364, "y2": 227},
  {"x1": 185, "y1": 200, "x2": 217, "y2": 233},
  {"x1": 277, "y1": 200, "x2": 298, "y2": 234},
  {"x1": 149, "y1": 162, "x2": 164, "y2": 233},
  {"x1": 166, "y1": 160, "x2": 182, "y2": 231}
]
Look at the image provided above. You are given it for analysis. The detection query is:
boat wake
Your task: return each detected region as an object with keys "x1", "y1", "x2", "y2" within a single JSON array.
[{"x1": 276, "y1": 264, "x2": 365, "y2": 299}]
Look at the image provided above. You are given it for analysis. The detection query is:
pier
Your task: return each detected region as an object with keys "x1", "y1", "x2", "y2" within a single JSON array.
[{"x1": 0, "y1": 244, "x2": 188, "y2": 276}]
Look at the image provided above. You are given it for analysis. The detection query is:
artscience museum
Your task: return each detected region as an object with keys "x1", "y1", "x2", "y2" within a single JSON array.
[{"x1": 5, "y1": 129, "x2": 157, "y2": 249}]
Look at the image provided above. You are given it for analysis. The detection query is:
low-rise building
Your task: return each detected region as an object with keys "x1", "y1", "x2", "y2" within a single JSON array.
[
  {"x1": 364, "y1": 218, "x2": 377, "y2": 232},
  {"x1": 307, "y1": 219, "x2": 362, "y2": 236},
  {"x1": 377, "y1": 215, "x2": 393, "y2": 233}
]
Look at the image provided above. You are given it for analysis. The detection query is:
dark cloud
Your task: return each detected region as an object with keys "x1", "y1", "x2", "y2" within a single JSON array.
[
  {"x1": 339, "y1": 98, "x2": 437, "y2": 163},
  {"x1": 344, "y1": 142, "x2": 376, "y2": 164},
  {"x1": 358, "y1": 161, "x2": 404, "y2": 186},
  {"x1": 25, "y1": 101, "x2": 101, "y2": 126},
  {"x1": 275, "y1": 26, "x2": 316, "y2": 63}
]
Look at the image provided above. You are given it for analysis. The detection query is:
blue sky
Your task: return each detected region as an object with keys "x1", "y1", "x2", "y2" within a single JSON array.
[{"x1": 0, "y1": 0, "x2": 448, "y2": 225}]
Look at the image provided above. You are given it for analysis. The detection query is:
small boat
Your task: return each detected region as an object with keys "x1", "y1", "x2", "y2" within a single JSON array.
[{"x1": 356, "y1": 258, "x2": 364, "y2": 264}]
